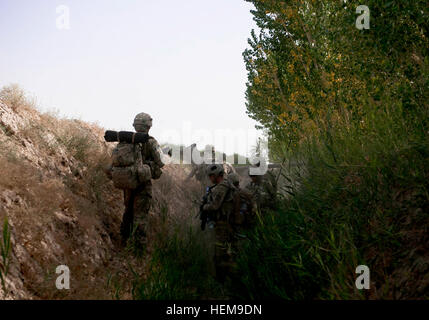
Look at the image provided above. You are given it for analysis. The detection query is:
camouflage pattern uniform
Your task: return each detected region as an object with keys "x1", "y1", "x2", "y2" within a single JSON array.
[
  {"x1": 186, "y1": 145, "x2": 210, "y2": 193},
  {"x1": 245, "y1": 170, "x2": 277, "y2": 213},
  {"x1": 227, "y1": 173, "x2": 255, "y2": 254},
  {"x1": 188, "y1": 150, "x2": 236, "y2": 194},
  {"x1": 191, "y1": 161, "x2": 235, "y2": 182},
  {"x1": 187, "y1": 163, "x2": 211, "y2": 196},
  {"x1": 120, "y1": 113, "x2": 164, "y2": 245},
  {"x1": 203, "y1": 168, "x2": 238, "y2": 282}
]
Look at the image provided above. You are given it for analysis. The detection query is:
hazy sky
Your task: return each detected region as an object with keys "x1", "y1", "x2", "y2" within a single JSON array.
[{"x1": 0, "y1": 0, "x2": 262, "y2": 156}]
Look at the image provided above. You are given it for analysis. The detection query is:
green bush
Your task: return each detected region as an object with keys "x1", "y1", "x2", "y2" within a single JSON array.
[
  {"x1": 235, "y1": 100, "x2": 429, "y2": 299},
  {"x1": 235, "y1": 0, "x2": 429, "y2": 300},
  {"x1": 0, "y1": 217, "x2": 11, "y2": 293}
]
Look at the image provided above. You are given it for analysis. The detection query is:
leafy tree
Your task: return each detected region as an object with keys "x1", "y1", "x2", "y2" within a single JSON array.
[
  {"x1": 244, "y1": 0, "x2": 429, "y2": 149},
  {"x1": 238, "y1": 0, "x2": 429, "y2": 299}
]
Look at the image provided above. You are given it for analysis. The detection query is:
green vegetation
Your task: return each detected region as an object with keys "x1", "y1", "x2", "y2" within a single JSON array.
[
  {"x1": 235, "y1": 0, "x2": 429, "y2": 299},
  {"x1": 236, "y1": 120, "x2": 429, "y2": 298},
  {"x1": 0, "y1": 217, "x2": 11, "y2": 293},
  {"x1": 132, "y1": 1, "x2": 428, "y2": 300},
  {"x1": 58, "y1": 127, "x2": 94, "y2": 163},
  {"x1": 132, "y1": 224, "x2": 222, "y2": 300}
]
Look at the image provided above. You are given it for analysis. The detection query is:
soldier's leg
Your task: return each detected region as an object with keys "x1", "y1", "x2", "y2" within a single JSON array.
[
  {"x1": 120, "y1": 190, "x2": 134, "y2": 243},
  {"x1": 214, "y1": 221, "x2": 233, "y2": 283},
  {"x1": 206, "y1": 227, "x2": 216, "y2": 277},
  {"x1": 229, "y1": 231, "x2": 247, "y2": 279},
  {"x1": 132, "y1": 184, "x2": 152, "y2": 245}
]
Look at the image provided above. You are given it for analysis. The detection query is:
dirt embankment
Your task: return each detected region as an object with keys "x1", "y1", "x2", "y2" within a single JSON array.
[{"x1": 0, "y1": 88, "x2": 200, "y2": 299}]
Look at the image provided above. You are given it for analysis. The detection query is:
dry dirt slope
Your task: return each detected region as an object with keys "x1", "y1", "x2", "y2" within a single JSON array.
[{"x1": 0, "y1": 89, "x2": 200, "y2": 299}]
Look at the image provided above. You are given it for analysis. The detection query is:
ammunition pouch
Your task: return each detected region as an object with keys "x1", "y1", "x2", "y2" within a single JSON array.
[
  {"x1": 112, "y1": 166, "x2": 139, "y2": 190},
  {"x1": 137, "y1": 164, "x2": 152, "y2": 183}
]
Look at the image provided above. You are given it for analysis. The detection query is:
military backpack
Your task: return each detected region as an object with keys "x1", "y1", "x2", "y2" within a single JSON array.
[{"x1": 111, "y1": 142, "x2": 151, "y2": 190}]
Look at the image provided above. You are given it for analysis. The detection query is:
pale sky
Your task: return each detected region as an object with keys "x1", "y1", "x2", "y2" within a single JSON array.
[{"x1": 0, "y1": 0, "x2": 262, "y2": 156}]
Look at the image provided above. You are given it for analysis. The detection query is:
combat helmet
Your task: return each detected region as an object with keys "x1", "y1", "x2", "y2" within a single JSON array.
[
  {"x1": 207, "y1": 164, "x2": 224, "y2": 177},
  {"x1": 133, "y1": 112, "x2": 153, "y2": 133}
]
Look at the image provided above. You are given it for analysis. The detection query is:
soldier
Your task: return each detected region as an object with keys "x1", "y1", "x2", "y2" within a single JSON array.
[
  {"x1": 108, "y1": 112, "x2": 164, "y2": 247},
  {"x1": 227, "y1": 172, "x2": 240, "y2": 189},
  {"x1": 226, "y1": 171, "x2": 257, "y2": 265},
  {"x1": 186, "y1": 144, "x2": 211, "y2": 194},
  {"x1": 187, "y1": 147, "x2": 235, "y2": 193},
  {"x1": 227, "y1": 173, "x2": 255, "y2": 229},
  {"x1": 245, "y1": 165, "x2": 278, "y2": 213},
  {"x1": 202, "y1": 164, "x2": 238, "y2": 282},
  {"x1": 186, "y1": 144, "x2": 207, "y2": 182},
  {"x1": 203, "y1": 147, "x2": 235, "y2": 178}
]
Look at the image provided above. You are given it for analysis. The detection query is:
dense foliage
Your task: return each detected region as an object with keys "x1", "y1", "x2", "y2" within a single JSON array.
[{"x1": 236, "y1": 0, "x2": 429, "y2": 299}]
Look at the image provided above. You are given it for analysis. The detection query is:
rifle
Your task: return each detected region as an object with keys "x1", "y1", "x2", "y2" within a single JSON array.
[{"x1": 199, "y1": 185, "x2": 215, "y2": 231}]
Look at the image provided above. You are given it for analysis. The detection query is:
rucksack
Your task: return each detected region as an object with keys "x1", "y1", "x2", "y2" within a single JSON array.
[
  {"x1": 111, "y1": 142, "x2": 151, "y2": 190},
  {"x1": 235, "y1": 189, "x2": 254, "y2": 226},
  {"x1": 222, "y1": 182, "x2": 251, "y2": 227}
]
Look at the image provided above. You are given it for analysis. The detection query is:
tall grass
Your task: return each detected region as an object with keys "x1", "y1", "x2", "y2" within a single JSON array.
[
  {"x1": 132, "y1": 222, "x2": 222, "y2": 300},
  {"x1": 234, "y1": 100, "x2": 429, "y2": 299},
  {"x1": 0, "y1": 217, "x2": 11, "y2": 294},
  {"x1": 129, "y1": 98, "x2": 428, "y2": 300}
]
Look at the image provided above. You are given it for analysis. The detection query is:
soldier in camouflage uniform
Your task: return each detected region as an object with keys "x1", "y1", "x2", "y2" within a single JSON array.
[
  {"x1": 245, "y1": 165, "x2": 278, "y2": 213},
  {"x1": 188, "y1": 148, "x2": 236, "y2": 196},
  {"x1": 227, "y1": 172, "x2": 240, "y2": 189},
  {"x1": 120, "y1": 113, "x2": 164, "y2": 246},
  {"x1": 228, "y1": 172, "x2": 255, "y2": 227},
  {"x1": 186, "y1": 145, "x2": 211, "y2": 194},
  {"x1": 227, "y1": 172, "x2": 256, "y2": 259},
  {"x1": 202, "y1": 164, "x2": 238, "y2": 282}
]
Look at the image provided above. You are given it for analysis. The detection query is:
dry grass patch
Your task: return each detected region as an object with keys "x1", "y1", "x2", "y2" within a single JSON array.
[{"x1": 0, "y1": 84, "x2": 35, "y2": 113}]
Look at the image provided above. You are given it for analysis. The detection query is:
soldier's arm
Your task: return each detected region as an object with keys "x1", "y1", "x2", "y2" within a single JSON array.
[
  {"x1": 149, "y1": 138, "x2": 165, "y2": 168},
  {"x1": 143, "y1": 138, "x2": 165, "y2": 174},
  {"x1": 202, "y1": 185, "x2": 228, "y2": 212}
]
